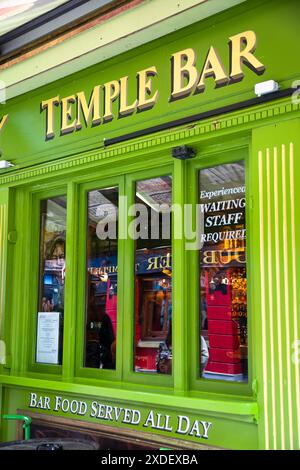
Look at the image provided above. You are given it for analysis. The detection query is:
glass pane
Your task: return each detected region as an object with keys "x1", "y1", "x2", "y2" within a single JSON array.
[
  {"x1": 199, "y1": 162, "x2": 247, "y2": 382},
  {"x1": 85, "y1": 187, "x2": 118, "y2": 369},
  {"x1": 36, "y1": 196, "x2": 67, "y2": 365},
  {"x1": 134, "y1": 176, "x2": 172, "y2": 374}
]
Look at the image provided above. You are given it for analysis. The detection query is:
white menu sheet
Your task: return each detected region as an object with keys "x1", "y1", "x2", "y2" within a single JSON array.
[{"x1": 36, "y1": 312, "x2": 61, "y2": 364}]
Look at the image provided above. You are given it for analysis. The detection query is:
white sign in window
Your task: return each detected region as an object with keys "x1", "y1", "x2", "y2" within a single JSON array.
[{"x1": 36, "y1": 312, "x2": 61, "y2": 364}]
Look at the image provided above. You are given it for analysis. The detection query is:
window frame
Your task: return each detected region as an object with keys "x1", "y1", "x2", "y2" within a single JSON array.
[
  {"x1": 122, "y1": 164, "x2": 174, "y2": 388},
  {"x1": 187, "y1": 144, "x2": 254, "y2": 397},
  {"x1": 75, "y1": 176, "x2": 124, "y2": 382},
  {"x1": 28, "y1": 185, "x2": 67, "y2": 376},
  {"x1": 22, "y1": 139, "x2": 254, "y2": 399}
]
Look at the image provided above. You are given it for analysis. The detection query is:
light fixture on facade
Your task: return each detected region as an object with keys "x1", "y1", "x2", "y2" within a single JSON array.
[
  {"x1": 254, "y1": 80, "x2": 279, "y2": 97},
  {"x1": 0, "y1": 160, "x2": 15, "y2": 169}
]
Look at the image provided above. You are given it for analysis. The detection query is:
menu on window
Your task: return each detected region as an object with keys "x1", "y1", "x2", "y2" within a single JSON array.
[{"x1": 36, "y1": 312, "x2": 61, "y2": 364}]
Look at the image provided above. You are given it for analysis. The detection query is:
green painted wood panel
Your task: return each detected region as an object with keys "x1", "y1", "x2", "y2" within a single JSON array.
[
  {"x1": 0, "y1": 0, "x2": 300, "y2": 450},
  {"x1": 0, "y1": 190, "x2": 8, "y2": 337},
  {"x1": 0, "y1": 187, "x2": 11, "y2": 439},
  {"x1": 251, "y1": 118, "x2": 300, "y2": 449}
]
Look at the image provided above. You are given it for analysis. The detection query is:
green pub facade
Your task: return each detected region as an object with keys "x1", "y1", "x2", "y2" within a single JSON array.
[{"x1": 0, "y1": 0, "x2": 299, "y2": 450}]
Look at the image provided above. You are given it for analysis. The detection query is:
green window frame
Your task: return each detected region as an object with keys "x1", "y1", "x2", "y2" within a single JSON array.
[
  {"x1": 28, "y1": 185, "x2": 67, "y2": 377},
  {"x1": 187, "y1": 145, "x2": 254, "y2": 397},
  {"x1": 75, "y1": 176, "x2": 124, "y2": 382},
  {"x1": 122, "y1": 165, "x2": 174, "y2": 388},
  {"x1": 17, "y1": 139, "x2": 254, "y2": 400}
]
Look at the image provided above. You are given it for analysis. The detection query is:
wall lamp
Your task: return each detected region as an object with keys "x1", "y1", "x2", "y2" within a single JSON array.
[
  {"x1": 0, "y1": 160, "x2": 15, "y2": 170},
  {"x1": 254, "y1": 80, "x2": 279, "y2": 97}
]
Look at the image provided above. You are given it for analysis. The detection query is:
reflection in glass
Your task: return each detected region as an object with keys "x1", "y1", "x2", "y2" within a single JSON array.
[
  {"x1": 37, "y1": 196, "x2": 67, "y2": 364},
  {"x1": 134, "y1": 176, "x2": 172, "y2": 375},
  {"x1": 199, "y1": 162, "x2": 248, "y2": 382},
  {"x1": 85, "y1": 187, "x2": 118, "y2": 370}
]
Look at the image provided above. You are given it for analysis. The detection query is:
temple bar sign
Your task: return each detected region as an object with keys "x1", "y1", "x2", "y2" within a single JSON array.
[{"x1": 40, "y1": 30, "x2": 265, "y2": 140}]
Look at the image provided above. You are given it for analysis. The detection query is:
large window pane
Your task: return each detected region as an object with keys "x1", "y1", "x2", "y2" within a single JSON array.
[
  {"x1": 134, "y1": 176, "x2": 172, "y2": 374},
  {"x1": 84, "y1": 187, "x2": 118, "y2": 370},
  {"x1": 36, "y1": 196, "x2": 66, "y2": 365},
  {"x1": 199, "y1": 162, "x2": 247, "y2": 382}
]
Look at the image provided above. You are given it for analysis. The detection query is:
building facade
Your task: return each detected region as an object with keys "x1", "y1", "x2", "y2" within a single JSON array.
[{"x1": 0, "y1": 0, "x2": 299, "y2": 450}]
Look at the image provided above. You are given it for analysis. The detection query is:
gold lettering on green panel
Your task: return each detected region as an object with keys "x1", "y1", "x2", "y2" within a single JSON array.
[{"x1": 38, "y1": 30, "x2": 265, "y2": 139}]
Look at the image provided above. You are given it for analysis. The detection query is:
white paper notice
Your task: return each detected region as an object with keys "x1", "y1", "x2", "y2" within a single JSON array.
[{"x1": 36, "y1": 312, "x2": 61, "y2": 364}]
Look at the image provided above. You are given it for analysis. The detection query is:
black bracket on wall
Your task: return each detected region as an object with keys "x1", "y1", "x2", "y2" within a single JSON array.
[{"x1": 172, "y1": 145, "x2": 196, "y2": 160}]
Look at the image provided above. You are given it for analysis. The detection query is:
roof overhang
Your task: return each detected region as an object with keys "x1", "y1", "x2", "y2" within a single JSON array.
[
  {"x1": 0, "y1": 1, "x2": 131, "y2": 57},
  {"x1": 0, "y1": 0, "x2": 246, "y2": 101}
]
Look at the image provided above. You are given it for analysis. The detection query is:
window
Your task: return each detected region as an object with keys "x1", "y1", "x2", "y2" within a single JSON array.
[
  {"x1": 84, "y1": 187, "x2": 118, "y2": 370},
  {"x1": 36, "y1": 196, "x2": 67, "y2": 365},
  {"x1": 32, "y1": 154, "x2": 250, "y2": 393},
  {"x1": 199, "y1": 162, "x2": 247, "y2": 382},
  {"x1": 134, "y1": 176, "x2": 172, "y2": 375}
]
